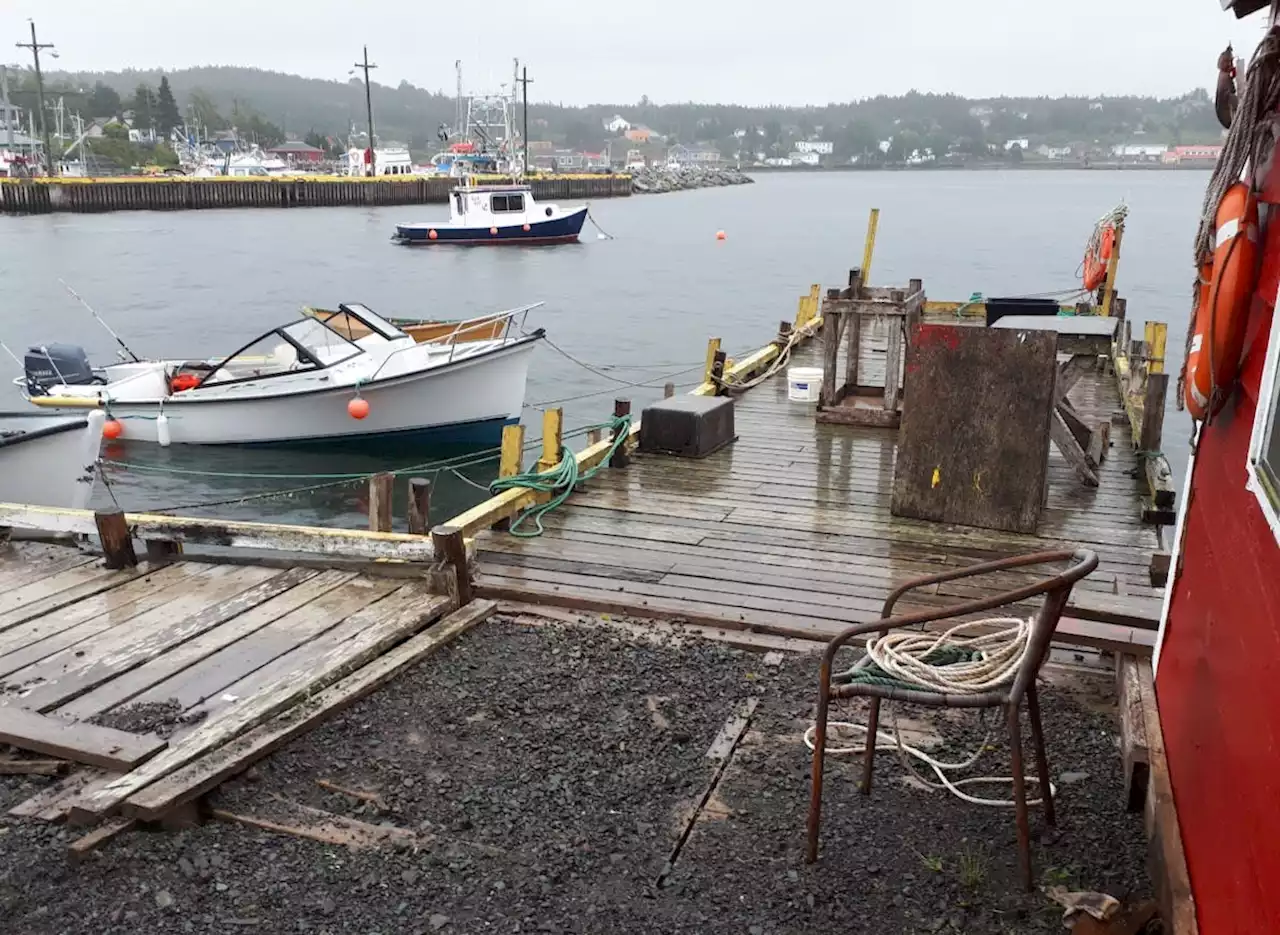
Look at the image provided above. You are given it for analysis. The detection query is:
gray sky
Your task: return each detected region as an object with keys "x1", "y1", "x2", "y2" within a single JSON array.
[{"x1": 2, "y1": 0, "x2": 1269, "y2": 105}]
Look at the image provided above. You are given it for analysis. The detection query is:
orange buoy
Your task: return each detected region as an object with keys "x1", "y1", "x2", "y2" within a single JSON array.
[
  {"x1": 523, "y1": 223, "x2": 531, "y2": 232},
  {"x1": 1185, "y1": 182, "x2": 1260, "y2": 419},
  {"x1": 490, "y1": 226, "x2": 499, "y2": 235},
  {"x1": 169, "y1": 373, "x2": 200, "y2": 393},
  {"x1": 716, "y1": 230, "x2": 727, "y2": 241},
  {"x1": 1082, "y1": 225, "x2": 1115, "y2": 291},
  {"x1": 103, "y1": 418, "x2": 123, "y2": 440},
  {"x1": 347, "y1": 397, "x2": 370, "y2": 420},
  {"x1": 428, "y1": 229, "x2": 438, "y2": 240}
]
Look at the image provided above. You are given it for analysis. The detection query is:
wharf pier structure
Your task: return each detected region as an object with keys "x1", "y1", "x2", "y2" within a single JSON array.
[{"x1": 0, "y1": 173, "x2": 632, "y2": 215}]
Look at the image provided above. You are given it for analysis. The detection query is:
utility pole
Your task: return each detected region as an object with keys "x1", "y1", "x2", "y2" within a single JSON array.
[
  {"x1": 517, "y1": 66, "x2": 532, "y2": 176},
  {"x1": 353, "y1": 46, "x2": 377, "y2": 177},
  {"x1": 16, "y1": 20, "x2": 55, "y2": 176}
]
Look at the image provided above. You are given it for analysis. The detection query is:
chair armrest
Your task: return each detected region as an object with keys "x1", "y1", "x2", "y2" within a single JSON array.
[
  {"x1": 880, "y1": 548, "x2": 1093, "y2": 618},
  {"x1": 822, "y1": 548, "x2": 1099, "y2": 679}
]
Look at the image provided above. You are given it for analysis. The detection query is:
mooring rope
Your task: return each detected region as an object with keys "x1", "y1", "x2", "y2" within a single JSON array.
[
  {"x1": 803, "y1": 618, "x2": 1054, "y2": 808},
  {"x1": 487, "y1": 414, "x2": 632, "y2": 537}
]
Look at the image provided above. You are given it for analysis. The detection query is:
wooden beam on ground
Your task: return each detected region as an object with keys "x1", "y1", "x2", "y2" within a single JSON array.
[
  {"x1": 8, "y1": 769, "x2": 107, "y2": 819},
  {"x1": 67, "y1": 817, "x2": 137, "y2": 862},
  {"x1": 1138, "y1": 661, "x2": 1199, "y2": 935},
  {"x1": 1116, "y1": 655, "x2": 1150, "y2": 812},
  {"x1": 0, "y1": 504, "x2": 451, "y2": 563},
  {"x1": 121, "y1": 599, "x2": 495, "y2": 820},
  {"x1": 1149, "y1": 551, "x2": 1171, "y2": 588},
  {"x1": 68, "y1": 588, "x2": 453, "y2": 823},
  {"x1": 431, "y1": 525, "x2": 472, "y2": 605},
  {"x1": 0, "y1": 755, "x2": 66, "y2": 775},
  {"x1": 0, "y1": 707, "x2": 166, "y2": 771},
  {"x1": 1067, "y1": 591, "x2": 1162, "y2": 630}
]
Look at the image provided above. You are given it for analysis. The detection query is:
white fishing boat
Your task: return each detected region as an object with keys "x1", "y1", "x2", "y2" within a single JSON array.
[
  {"x1": 393, "y1": 182, "x2": 587, "y2": 245},
  {"x1": 17, "y1": 304, "x2": 543, "y2": 447},
  {"x1": 0, "y1": 411, "x2": 104, "y2": 508}
]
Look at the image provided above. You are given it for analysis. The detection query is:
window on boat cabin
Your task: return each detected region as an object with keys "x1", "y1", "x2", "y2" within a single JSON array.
[
  {"x1": 490, "y1": 193, "x2": 525, "y2": 213},
  {"x1": 491, "y1": 194, "x2": 509, "y2": 212}
]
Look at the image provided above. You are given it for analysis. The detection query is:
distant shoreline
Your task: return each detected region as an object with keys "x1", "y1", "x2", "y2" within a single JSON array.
[{"x1": 742, "y1": 162, "x2": 1213, "y2": 173}]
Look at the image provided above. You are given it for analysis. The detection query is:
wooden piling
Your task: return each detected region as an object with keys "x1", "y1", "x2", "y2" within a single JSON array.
[
  {"x1": 494, "y1": 424, "x2": 526, "y2": 531},
  {"x1": 94, "y1": 510, "x2": 137, "y2": 569},
  {"x1": 710, "y1": 351, "x2": 727, "y2": 393},
  {"x1": 537, "y1": 409, "x2": 563, "y2": 473},
  {"x1": 368, "y1": 473, "x2": 394, "y2": 533},
  {"x1": 611, "y1": 399, "x2": 632, "y2": 469},
  {"x1": 407, "y1": 478, "x2": 432, "y2": 536},
  {"x1": 704, "y1": 338, "x2": 723, "y2": 385},
  {"x1": 664, "y1": 382, "x2": 676, "y2": 398},
  {"x1": 431, "y1": 525, "x2": 473, "y2": 606}
]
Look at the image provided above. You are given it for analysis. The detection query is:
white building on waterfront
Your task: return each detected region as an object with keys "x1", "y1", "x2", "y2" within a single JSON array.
[
  {"x1": 603, "y1": 114, "x2": 631, "y2": 133},
  {"x1": 795, "y1": 140, "x2": 834, "y2": 155}
]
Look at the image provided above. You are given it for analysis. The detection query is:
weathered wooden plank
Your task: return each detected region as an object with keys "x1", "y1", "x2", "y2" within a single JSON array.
[
  {"x1": 0, "y1": 553, "x2": 98, "y2": 592},
  {"x1": 1068, "y1": 591, "x2": 1162, "y2": 631},
  {"x1": 69, "y1": 586, "x2": 452, "y2": 821},
  {"x1": 892, "y1": 325, "x2": 1058, "y2": 534},
  {"x1": 67, "y1": 817, "x2": 136, "y2": 861},
  {"x1": 53, "y1": 570, "x2": 356, "y2": 721},
  {"x1": 0, "y1": 563, "x2": 152, "y2": 636},
  {"x1": 1050, "y1": 411, "x2": 1101, "y2": 486},
  {"x1": 117, "y1": 573, "x2": 400, "y2": 716},
  {"x1": 123, "y1": 599, "x2": 496, "y2": 820},
  {"x1": 0, "y1": 755, "x2": 66, "y2": 775},
  {"x1": 1138, "y1": 660, "x2": 1198, "y2": 935},
  {"x1": 1117, "y1": 655, "x2": 1150, "y2": 811},
  {"x1": 4, "y1": 565, "x2": 289, "y2": 710},
  {"x1": 0, "y1": 503, "x2": 445, "y2": 562},
  {"x1": 8, "y1": 768, "x2": 104, "y2": 819},
  {"x1": 0, "y1": 707, "x2": 166, "y2": 770}
]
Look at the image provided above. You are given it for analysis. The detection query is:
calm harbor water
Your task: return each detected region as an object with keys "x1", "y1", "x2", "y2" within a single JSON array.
[{"x1": 0, "y1": 170, "x2": 1203, "y2": 528}]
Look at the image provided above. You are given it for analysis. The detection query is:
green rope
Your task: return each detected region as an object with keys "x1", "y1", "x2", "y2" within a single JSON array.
[
  {"x1": 843, "y1": 646, "x2": 980, "y2": 692},
  {"x1": 954, "y1": 292, "x2": 983, "y2": 319},
  {"x1": 488, "y1": 415, "x2": 632, "y2": 538}
]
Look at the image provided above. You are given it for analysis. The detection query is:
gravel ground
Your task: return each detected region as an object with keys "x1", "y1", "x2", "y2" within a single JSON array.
[{"x1": 0, "y1": 616, "x2": 1148, "y2": 934}]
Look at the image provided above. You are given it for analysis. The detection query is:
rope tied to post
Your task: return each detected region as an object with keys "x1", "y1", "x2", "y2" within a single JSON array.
[{"x1": 488, "y1": 413, "x2": 632, "y2": 538}]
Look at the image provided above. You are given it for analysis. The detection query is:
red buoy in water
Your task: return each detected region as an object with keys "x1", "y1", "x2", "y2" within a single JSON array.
[
  {"x1": 347, "y1": 397, "x2": 370, "y2": 420},
  {"x1": 103, "y1": 418, "x2": 123, "y2": 440},
  {"x1": 428, "y1": 229, "x2": 438, "y2": 240}
]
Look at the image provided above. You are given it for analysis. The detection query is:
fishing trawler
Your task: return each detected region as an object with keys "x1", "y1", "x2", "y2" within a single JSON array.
[{"x1": 392, "y1": 182, "x2": 588, "y2": 246}]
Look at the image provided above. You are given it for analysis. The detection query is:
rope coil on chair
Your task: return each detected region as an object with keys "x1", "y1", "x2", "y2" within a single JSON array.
[{"x1": 804, "y1": 617, "x2": 1055, "y2": 808}]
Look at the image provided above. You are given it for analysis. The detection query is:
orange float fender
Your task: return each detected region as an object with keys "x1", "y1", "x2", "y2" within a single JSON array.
[
  {"x1": 169, "y1": 373, "x2": 201, "y2": 393},
  {"x1": 1083, "y1": 224, "x2": 1115, "y2": 291},
  {"x1": 1185, "y1": 182, "x2": 1260, "y2": 420}
]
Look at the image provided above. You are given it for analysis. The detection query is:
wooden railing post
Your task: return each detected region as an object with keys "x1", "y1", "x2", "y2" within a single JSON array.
[
  {"x1": 493, "y1": 423, "x2": 526, "y2": 532},
  {"x1": 610, "y1": 399, "x2": 632, "y2": 469},
  {"x1": 861, "y1": 207, "x2": 880, "y2": 284},
  {"x1": 368, "y1": 472, "x2": 394, "y2": 533},
  {"x1": 1148, "y1": 321, "x2": 1167, "y2": 375},
  {"x1": 663, "y1": 382, "x2": 675, "y2": 398},
  {"x1": 536, "y1": 408, "x2": 563, "y2": 473},
  {"x1": 407, "y1": 478, "x2": 432, "y2": 536},
  {"x1": 94, "y1": 510, "x2": 137, "y2": 570},
  {"x1": 431, "y1": 524, "x2": 472, "y2": 605},
  {"x1": 710, "y1": 350, "x2": 727, "y2": 394},
  {"x1": 703, "y1": 337, "x2": 722, "y2": 385},
  {"x1": 1141, "y1": 374, "x2": 1169, "y2": 454}
]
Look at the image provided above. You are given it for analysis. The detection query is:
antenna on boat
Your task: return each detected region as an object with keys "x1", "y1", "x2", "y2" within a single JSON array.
[
  {"x1": 58, "y1": 279, "x2": 141, "y2": 363},
  {"x1": 0, "y1": 340, "x2": 23, "y2": 370}
]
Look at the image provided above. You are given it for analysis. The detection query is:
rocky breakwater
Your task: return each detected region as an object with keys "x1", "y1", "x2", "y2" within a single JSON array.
[{"x1": 630, "y1": 165, "x2": 753, "y2": 194}]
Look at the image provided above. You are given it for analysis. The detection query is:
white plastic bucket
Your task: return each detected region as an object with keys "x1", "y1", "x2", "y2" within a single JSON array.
[{"x1": 787, "y1": 367, "x2": 822, "y2": 402}]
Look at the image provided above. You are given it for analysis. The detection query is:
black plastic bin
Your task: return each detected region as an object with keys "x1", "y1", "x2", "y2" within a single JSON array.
[{"x1": 984, "y1": 297, "x2": 1062, "y2": 327}]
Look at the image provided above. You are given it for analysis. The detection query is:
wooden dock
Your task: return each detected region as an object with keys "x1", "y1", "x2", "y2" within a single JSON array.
[
  {"x1": 0, "y1": 506, "x2": 482, "y2": 834},
  {"x1": 0, "y1": 173, "x2": 632, "y2": 215},
  {"x1": 455, "y1": 283, "x2": 1169, "y2": 656}
]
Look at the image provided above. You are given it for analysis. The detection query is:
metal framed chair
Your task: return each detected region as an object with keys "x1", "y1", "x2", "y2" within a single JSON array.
[{"x1": 805, "y1": 548, "x2": 1099, "y2": 890}]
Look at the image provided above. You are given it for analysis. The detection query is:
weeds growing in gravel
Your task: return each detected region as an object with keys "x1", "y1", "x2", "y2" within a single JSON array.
[{"x1": 957, "y1": 844, "x2": 987, "y2": 889}]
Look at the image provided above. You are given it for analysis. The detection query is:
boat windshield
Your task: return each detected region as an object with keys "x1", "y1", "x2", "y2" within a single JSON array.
[{"x1": 197, "y1": 318, "x2": 363, "y2": 388}]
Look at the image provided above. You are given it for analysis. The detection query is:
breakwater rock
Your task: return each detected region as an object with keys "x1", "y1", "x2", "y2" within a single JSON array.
[{"x1": 630, "y1": 166, "x2": 753, "y2": 194}]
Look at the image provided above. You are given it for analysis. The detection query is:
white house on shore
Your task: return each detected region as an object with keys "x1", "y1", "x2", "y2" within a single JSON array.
[
  {"x1": 795, "y1": 140, "x2": 834, "y2": 155},
  {"x1": 603, "y1": 114, "x2": 631, "y2": 134}
]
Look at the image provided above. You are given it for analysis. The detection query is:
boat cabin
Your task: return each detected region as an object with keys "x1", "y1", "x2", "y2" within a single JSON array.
[{"x1": 450, "y1": 184, "x2": 551, "y2": 225}]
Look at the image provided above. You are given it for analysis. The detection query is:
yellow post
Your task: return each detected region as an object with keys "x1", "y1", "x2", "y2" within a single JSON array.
[
  {"x1": 498, "y1": 424, "x2": 525, "y2": 478},
  {"x1": 537, "y1": 408, "x2": 563, "y2": 473},
  {"x1": 795, "y1": 295, "x2": 807, "y2": 328},
  {"x1": 861, "y1": 208, "x2": 880, "y2": 284},
  {"x1": 1149, "y1": 321, "x2": 1168, "y2": 374},
  {"x1": 1099, "y1": 221, "x2": 1124, "y2": 318},
  {"x1": 704, "y1": 337, "x2": 722, "y2": 383}
]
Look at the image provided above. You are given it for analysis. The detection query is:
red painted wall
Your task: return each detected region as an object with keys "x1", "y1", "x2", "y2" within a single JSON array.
[{"x1": 1160, "y1": 243, "x2": 1280, "y2": 930}]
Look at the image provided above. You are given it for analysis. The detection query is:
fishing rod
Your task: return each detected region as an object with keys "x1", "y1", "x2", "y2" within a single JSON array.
[
  {"x1": 58, "y1": 279, "x2": 142, "y2": 363},
  {"x1": 0, "y1": 340, "x2": 23, "y2": 370}
]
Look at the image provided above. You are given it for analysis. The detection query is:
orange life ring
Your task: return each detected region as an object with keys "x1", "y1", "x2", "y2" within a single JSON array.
[
  {"x1": 1184, "y1": 182, "x2": 1259, "y2": 420},
  {"x1": 1083, "y1": 225, "x2": 1115, "y2": 291},
  {"x1": 169, "y1": 373, "x2": 200, "y2": 393}
]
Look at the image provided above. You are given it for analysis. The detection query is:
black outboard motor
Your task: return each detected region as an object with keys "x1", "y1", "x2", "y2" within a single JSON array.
[{"x1": 23, "y1": 344, "x2": 100, "y2": 397}]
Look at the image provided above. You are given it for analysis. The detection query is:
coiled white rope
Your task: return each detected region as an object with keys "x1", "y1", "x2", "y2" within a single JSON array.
[{"x1": 803, "y1": 617, "x2": 1055, "y2": 808}]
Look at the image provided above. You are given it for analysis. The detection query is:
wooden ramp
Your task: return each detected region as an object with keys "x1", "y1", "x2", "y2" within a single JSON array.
[
  {"x1": 475, "y1": 340, "x2": 1163, "y2": 651},
  {"x1": 0, "y1": 543, "x2": 483, "y2": 829}
]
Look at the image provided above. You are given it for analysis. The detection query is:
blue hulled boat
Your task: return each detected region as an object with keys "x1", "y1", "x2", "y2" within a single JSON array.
[{"x1": 393, "y1": 182, "x2": 588, "y2": 246}]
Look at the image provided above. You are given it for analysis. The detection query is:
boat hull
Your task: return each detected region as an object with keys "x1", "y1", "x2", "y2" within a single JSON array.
[
  {"x1": 0, "y1": 411, "x2": 104, "y2": 508},
  {"x1": 81, "y1": 339, "x2": 539, "y2": 447},
  {"x1": 394, "y1": 207, "x2": 588, "y2": 245}
]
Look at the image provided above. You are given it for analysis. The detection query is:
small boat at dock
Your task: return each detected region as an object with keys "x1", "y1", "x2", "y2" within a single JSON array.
[
  {"x1": 393, "y1": 182, "x2": 588, "y2": 246},
  {"x1": 17, "y1": 304, "x2": 543, "y2": 447},
  {"x1": 0, "y1": 411, "x2": 104, "y2": 508}
]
